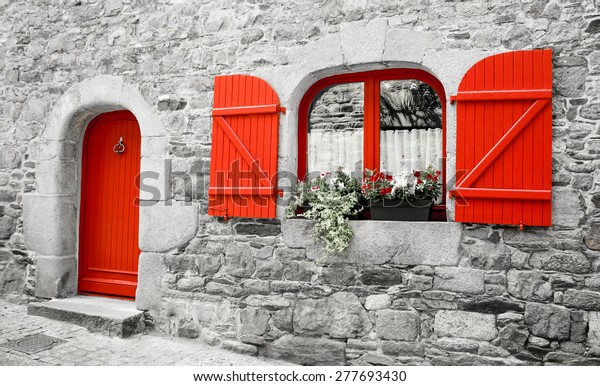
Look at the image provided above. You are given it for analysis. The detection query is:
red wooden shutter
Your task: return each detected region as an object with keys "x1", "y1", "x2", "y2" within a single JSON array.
[
  {"x1": 208, "y1": 74, "x2": 283, "y2": 219},
  {"x1": 450, "y1": 49, "x2": 552, "y2": 226}
]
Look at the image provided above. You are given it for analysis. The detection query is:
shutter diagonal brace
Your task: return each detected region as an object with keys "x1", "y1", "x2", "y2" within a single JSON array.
[
  {"x1": 210, "y1": 116, "x2": 274, "y2": 193},
  {"x1": 450, "y1": 99, "x2": 550, "y2": 198}
]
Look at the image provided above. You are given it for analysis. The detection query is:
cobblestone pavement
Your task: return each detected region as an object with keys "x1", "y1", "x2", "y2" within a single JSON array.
[{"x1": 0, "y1": 300, "x2": 290, "y2": 366}]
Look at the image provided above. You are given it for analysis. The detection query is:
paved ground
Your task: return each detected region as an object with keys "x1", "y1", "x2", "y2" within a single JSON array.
[{"x1": 0, "y1": 299, "x2": 289, "y2": 366}]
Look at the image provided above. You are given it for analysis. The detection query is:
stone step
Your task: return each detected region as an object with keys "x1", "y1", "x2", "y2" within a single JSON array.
[{"x1": 27, "y1": 296, "x2": 145, "y2": 338}]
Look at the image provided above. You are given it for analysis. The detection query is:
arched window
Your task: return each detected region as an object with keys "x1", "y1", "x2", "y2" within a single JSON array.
[{"x1": 298, "y1": 68, "x2": 447, "y2": 220}]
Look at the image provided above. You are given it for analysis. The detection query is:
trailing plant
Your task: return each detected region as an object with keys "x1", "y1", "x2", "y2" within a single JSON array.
[{"x1": 286, "y1": 168, "x2": 361, "y2": 254}]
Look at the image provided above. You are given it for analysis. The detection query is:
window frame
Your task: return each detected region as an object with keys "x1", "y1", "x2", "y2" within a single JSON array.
[{"x1": 298, "y1": 68, "x2": 448, "y2": 220}]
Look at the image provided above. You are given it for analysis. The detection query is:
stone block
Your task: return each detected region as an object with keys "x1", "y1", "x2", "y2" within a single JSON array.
[
  {"x1": 135, "y1": 252, "x2": 165, "y2": 311},
  {"x1": 432, "y1": 337, "x2": 480, "y2": 354},
  {"x1": 383, "y1": 28, "x2": 442, "y2": 63},
  {"x1": 538, "y1": 251, "x2": 590, "y2": 274},
  {"x1": 360, "y1": 267, "x2": 404, "y2": 286},
  {"x1": 205, "y1": 282, "x2": 243, "y2": 297},
  {"x1": 524, "y1": 303, "x2": 570, "y2": 340},
  {"x1": 242, "y1": 279, "x2": 270, "y2": 295},
  {"x1": 381, "y1": 341, "x2": 425, "y2": 357},
  {"x1": 23, "y1": 194, "x2": 77, "y2": 256},
  {"x1": 589, "y1": 312, "x2": 600, "y2": 347},
  {"x1": 376, "y1": 310, "x2": 420, "y2": 341},
  {"x1": 244, "y1": 295, "x2": 291, "y2": 310},
  {"x1": 506, "y1": 269, "x2": 552, "y2": 301},
  {"x1": 0, "y1": 147, "x2": 21, "y2": 169},
  {"x1": 552, "y1": 188, "x2": 584, "y2": 228},
  {"x1": 35, "y1": 255, "x2": 77, "y2": 299},
  {"x1": 287, "y1": 34, "x2": 343, "y2": 75},
  {"x1": 433, "y1": 267, "x2": 485, "y2": 294},
  {"x1": 319, "y1": 266, "x2": 356, "y2": 285},
  {"x1": 235, "y1": 222, "x2": 281, "y2": 237},
  {"x1": 340, "y1": 19, "x2": 387, "y2": 65},
  {"x1": 293, "y1": 292, "x2": 371, "y2": 338},
  {"x1": 0, "y1": 216, "x2": 15, "y2": 240},
  {"x1": 240, "y1": 307, "x2": 271, "y2": 336},
  {"x1": 365, "y1": 294, "x2": 391, "y2": 310},
  {"x1": 503, "y1": 229, "x2": 552, "y2": 251},
  {"x1": 584, "y1": 224, "x2": 600, "y2": 251},
  {"x1": 434, "y1": 310, "x2": 497, "y2": 341},
  {"x1": 283, "y1": 261, "x2": 314, "y2": 282},
  {"x1": 461, "y1": 297, "x2": 524, "y2": 314},
  {"x1": 260, "y1": 335, "x2": 346, "y2": 366},
  {"x1": 497, "y1": 323, "x2": 529, "y2": 352},
  {"x1": 360, "y1": 353, "x2": 395, "y2": 366},
  {"x1": 255, "y1": 259, "x2": 283, "y2": 280},
  {"x1": 36, "y1": 159, "x2": 77, "y2": 195},
  {"x1": 139, "y1": 201, "x2": 198, "y2": 252},
  {"x1": 329, "y1": 292, "x2": 372, "y2": 338},
  {"x1": 222, "y1": 340, "x2": 258, "y2": 356},
  {"x1": 563, "y1": 289, "x2": 600, "y2": 311},
  {"x1": 222, "y1": 243, "x2": 256, "y2": 278},
  {"x1": 275, "y1": 247, "x2": 306, "y2": 260},
  {"x1": 408, "y1": 275, "x2": 433, "y2": 290}
]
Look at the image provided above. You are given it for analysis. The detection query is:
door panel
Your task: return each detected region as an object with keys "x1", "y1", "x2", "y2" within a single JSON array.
[{"x1": 78, "y1": 110, "x2": 141, "y2": 298}]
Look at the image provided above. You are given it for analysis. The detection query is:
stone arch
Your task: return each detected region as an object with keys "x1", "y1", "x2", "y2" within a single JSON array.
[{"x1": 22, "y1": 75, "x2": 174, "y2": 304}]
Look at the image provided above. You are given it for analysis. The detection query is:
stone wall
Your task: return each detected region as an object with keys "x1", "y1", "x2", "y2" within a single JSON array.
[{"x1": 1, "y1": 0, "x2": 600, "y2": 366}]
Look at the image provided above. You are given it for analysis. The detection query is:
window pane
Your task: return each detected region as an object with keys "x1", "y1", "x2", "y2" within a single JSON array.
[
  {"x1": 308, "y1": 82, "x2": 364, "y2": 176},
  {"x1": 379, "y1": 80, "x2": 443, "y2": 178}
]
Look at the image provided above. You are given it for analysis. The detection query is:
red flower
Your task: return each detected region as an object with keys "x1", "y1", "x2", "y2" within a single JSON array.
[
  {"x1": 385, "y1": 175, "x2": 393, "y2": 181},
  {"x1": 426, "y1": 174, "x2": 433, "y2": 180},
  {"x1": 435, "y1": 170, "x2": 441, "y2": 176},
  {"x1": 417, "y1": 178, "x2": 423, "y2": 184},
  {"x1": 380, "y1": 187, "x2": 392, "y2": 195},
  {"x1": 414, "y1": 171, "x2": 421, "y2": 178}
]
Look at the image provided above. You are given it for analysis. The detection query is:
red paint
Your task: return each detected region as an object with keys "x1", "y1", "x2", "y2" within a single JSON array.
[
  {"x1": 450, "y1": 49, "x2": 552, "y2": 226},
  {"x1": 208, "y1": 75, "x2": 282, "y2": 219},
  {"x1": 78, "y1": 111, "x2": 141, "y2": 299},
  {"x1": 297, "y1": 69, "x2": 448, "y2": 219}
]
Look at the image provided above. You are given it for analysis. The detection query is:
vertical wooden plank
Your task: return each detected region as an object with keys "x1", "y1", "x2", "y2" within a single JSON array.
[
  {"x1": 502, "y1": 51, "x2": 514, "y2": 225},
  {"x1": 512, "y1": 50, "x2": 525, "y2": 226},
  {"x1": 531, "y1": 50, "x2": 544, "y2": 226},
  {"x1": 493, "y1": 53, "x2": 504, "y2": 225},
  {"x1": 543, "y1": 49, "x2": 553, "y2": 225},
  {"x1": 522, "y1": 50, "x2": 534, "y2": 226},
  {"x1": 464, "y1": 60, "x2": 477, "y2": 223}
]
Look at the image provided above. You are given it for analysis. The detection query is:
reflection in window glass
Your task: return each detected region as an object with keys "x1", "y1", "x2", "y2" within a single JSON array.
[
  {"x1": 308, "y1": 82, "x2": 364, "y2": 175},
  {"x1": 380, "y1": 80, "x2": 443, "y2": 180}
]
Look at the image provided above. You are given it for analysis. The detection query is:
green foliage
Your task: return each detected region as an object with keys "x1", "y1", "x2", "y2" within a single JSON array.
[{"x1": 286, "y1": 168, "x2": 361, "y2": 254}]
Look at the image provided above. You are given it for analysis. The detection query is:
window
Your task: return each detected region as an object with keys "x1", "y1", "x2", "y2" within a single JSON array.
[{"x1": 298, "y1": 69, "x2": 447, "y2": 220}]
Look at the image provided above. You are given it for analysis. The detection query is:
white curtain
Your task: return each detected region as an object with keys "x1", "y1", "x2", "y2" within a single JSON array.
[
  {"x1": 380, "y1": 128, "x2": 442, "y2": 175},
  {"x1": 308, "y1": 129, "x2": 363, "y2": 174},
  {"x1": 307, "y1": 127, "x2": 442, "y2": 177}
]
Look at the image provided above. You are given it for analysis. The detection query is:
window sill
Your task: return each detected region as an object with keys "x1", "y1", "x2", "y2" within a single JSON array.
[{"x1": 282, "y1": 218, "x2": 462, "y2": 266}]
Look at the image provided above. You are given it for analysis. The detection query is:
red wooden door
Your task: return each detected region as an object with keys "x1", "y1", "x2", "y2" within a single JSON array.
[
  {"x1": 78, "y1": 111, "x2": 141, "y2": 298},
  {"x1": 450, "y1": 49, "x2": 553, "y2": 226}
]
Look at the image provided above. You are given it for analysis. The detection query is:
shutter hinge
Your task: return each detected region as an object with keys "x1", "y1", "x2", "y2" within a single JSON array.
[
  {"x1": 278, "y1": 106, "x2": 287, "y2": 114},
  {"x1": 519, "y1": 220, "x2": 524, "y2": 232}
]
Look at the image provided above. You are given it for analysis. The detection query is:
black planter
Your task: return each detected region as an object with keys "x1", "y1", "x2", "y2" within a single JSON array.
[{"x1": 369, "y1": 198, "x2": 433, "y2": 221}]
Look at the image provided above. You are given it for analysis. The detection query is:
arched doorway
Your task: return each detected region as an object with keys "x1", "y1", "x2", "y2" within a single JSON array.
[{"x1": 78, "y1": 110, "x2": 141, "y2": 298}]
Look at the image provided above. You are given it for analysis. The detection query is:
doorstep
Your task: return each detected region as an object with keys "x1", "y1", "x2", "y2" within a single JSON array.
[{"x1": 27, "y1": 296, "x2": 145, "y2": 338}]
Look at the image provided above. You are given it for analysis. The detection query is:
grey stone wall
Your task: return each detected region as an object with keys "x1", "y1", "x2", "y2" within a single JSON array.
[{"x1": 1, "y1": 0, "x2": 600, "y2": 366}]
